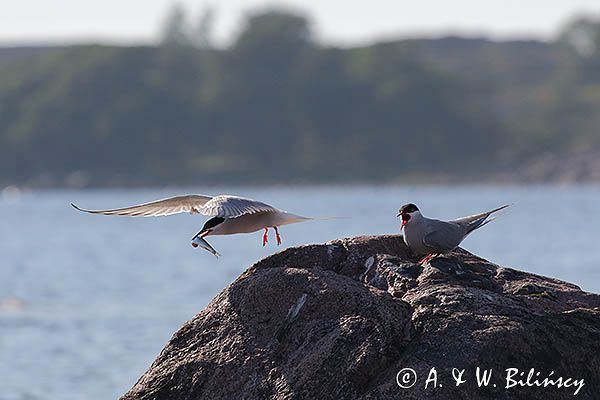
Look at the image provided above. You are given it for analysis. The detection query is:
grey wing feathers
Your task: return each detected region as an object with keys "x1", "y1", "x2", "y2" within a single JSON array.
[
  {"x1": 200, "y1": 195, "x2": 278, "y2": 218},
  {"x1": 71, "y1": 194, "x2": 213, "y2": 217},
  {"x1": 72, "y1": 194, "x2": 278, "y2": 218},
  {"x1": 422, "y1": 220, "x2": 464, "y2": 252}
]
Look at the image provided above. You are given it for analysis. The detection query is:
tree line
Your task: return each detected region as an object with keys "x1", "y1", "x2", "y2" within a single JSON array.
[{"x1": 0, "y1": 10, "x2": 599, "y2": 186}]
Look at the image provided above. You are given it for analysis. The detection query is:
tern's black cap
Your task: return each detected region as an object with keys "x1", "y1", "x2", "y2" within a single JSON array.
[
  {"x1": 399, "y1": 203, "x2": 419, "y2": 214},
  {"x1": 201, "y1": 216, "x2": 225, "y2": 231}
]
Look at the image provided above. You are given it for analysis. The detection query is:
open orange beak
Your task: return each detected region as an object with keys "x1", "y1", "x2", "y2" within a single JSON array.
[{"x1": 398, "y1": 212, "x2": 408, "y2": 229}]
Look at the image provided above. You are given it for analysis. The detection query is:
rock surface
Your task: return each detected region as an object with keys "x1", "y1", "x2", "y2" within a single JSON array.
[{"x1": 122, "y1": 235, "x2": 600, "y2": 400}]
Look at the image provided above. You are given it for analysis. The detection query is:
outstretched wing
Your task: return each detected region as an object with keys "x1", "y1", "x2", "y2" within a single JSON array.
[
  {"x1": 71, "y1": 194, "x2": 213, "y2": 217},
  {"x1": 72, "y1": 194, "x2": 279, "y2": 219},
  {"x1": 422, "y1": 220, "x2": 464, "y2": 253},
  {"x1": 200, "y1": 195, "x2": 279, "y2": 218}
]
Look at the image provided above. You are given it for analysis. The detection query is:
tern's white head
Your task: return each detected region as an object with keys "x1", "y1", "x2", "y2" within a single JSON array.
[{"x1": 397, "y1": 203, "x2": 422, "y2": 229}]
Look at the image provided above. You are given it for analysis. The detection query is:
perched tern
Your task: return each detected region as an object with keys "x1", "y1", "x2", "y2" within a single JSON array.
[
  {"x1": 397, "y1": 203, "x2": 510, "y2": 265},
  {"x1": 71, "y1": 194, "x2": 312, "y2": 256}
]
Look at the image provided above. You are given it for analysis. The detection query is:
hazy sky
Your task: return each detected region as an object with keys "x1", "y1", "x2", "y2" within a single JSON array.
[{"x1": 1, "y1": 0, "x2": 599, "y2": 46}]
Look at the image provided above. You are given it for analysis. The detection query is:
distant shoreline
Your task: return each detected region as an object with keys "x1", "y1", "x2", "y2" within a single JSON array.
[{"x1": 3, "y1": 177, "x2": 600, "y2": 193}]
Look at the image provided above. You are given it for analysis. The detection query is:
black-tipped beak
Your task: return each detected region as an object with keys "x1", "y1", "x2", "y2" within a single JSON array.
[{"x1": 396, "y1": 212, "x2": 402, "y2": 218}]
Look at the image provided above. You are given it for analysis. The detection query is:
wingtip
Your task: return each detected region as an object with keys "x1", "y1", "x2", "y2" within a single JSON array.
[
  {"x1": 502, "y1": 204, "x2": 513, "y2": 211},
  {"x1": 492, "y1": 204, "x2": 512, "y2": 214},
  {"x1": 71, "y1": 203, "x2": 92, "y2": 213}
]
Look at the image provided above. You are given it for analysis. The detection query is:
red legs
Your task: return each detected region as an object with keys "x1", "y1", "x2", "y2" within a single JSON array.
[
  {"x1": 274, "y1": 226, "x2": 281, "y2": 246},
  {"x1": 418, "y1": 254, "x2": 435, "y2": 265},
  {"x1": 262, "y1": 227, "x2": 281, "y2": 246}
]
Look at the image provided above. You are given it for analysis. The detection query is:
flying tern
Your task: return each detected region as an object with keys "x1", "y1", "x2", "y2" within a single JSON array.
[
  {"x1": 72, "y1": 194, "x2": 312, "y2": 257},
  {"x1": 397, "y1": 203, "x2": 510, "y2": 264}
]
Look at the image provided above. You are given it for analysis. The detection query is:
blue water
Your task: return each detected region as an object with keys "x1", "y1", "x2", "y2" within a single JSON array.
[{"x1": 1, "y1": 185, "x2": 599, "y2": 399}]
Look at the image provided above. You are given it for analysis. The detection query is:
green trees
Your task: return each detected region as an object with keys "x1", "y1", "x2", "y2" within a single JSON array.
[
  {"x1": 0, "y1": 10, "x2": 596, "y2": 186},
  {"x1": 551, "y1": 14, "x2": 600, "y2": 150},
  {"x1": 160, "y1": 3, "x2": 215, "y2": 49}
]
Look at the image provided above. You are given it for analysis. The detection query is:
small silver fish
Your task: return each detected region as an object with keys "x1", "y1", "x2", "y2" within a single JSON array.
[{"x1": 191, "y1": 235, "x2": 221, "y2": 257}]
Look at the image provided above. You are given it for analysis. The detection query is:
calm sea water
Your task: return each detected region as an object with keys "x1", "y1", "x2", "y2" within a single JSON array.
[{"x1": 1, "y1": 185, "x2": 599, "y2": 399}]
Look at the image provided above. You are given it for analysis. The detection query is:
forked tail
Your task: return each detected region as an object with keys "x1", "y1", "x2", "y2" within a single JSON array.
[{"x1": 459, "y1": 204, "x2": 512, "y2": 234}]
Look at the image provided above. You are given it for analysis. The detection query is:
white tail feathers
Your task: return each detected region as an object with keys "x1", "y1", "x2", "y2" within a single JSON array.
[
  {"x1": 460, "y1": 204, "x2": 511, "y2": 235},
  {"x1": 310, "y1": 216, "x2": 349, "y2": 221}
]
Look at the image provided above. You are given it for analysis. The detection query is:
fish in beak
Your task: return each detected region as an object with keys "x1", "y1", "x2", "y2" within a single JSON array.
[{"x1": 192, "y1": 235, "x2": 221, "y2": 258}]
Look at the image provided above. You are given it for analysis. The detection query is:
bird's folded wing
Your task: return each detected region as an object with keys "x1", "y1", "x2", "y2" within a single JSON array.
[
  {"x1": 71, "y1": 194, "x2": 213, "y2": 217},
  {"x1": 200, "y1": 195, "x2": 278, "y2": 218},
  {"x1": 422, "y1": 221, "x2": 463, "y2": 252}
]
